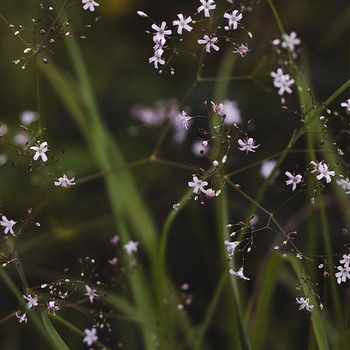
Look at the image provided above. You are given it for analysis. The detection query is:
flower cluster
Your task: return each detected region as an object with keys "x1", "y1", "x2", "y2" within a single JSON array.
[
  {"x1": 138, "y1": 1, "x2": 248, "y2": 72},
  {"x1": 271, "y1": 68, "x2": 295, "y2": 96},
  {"x1": 335, "y1": 254, "x2": 350, "y2": 284}
]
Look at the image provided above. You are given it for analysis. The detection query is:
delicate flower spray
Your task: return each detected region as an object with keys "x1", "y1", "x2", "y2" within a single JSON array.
[{"x1": 135, "y1": 0, "x2": 350, "y2": 320}]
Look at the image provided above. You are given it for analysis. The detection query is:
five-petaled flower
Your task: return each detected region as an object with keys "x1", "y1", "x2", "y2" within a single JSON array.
[
  {"x1": 281, "y1": 32, "x2": 301, "y2": 52},
  {"x1": 211, "y1": 101, "x2": 224, "y2": 116},
  {"x1": 124, "y1": 240, "x2": 139, "y2": 255},
  {"x1": 285, "y1": 171, "x2": 302, "y2": 191},
  {"x1": 0, "y1": 215, "x2": 16, "y2": 234},
  {"x1": 197, "y1": 35, "x2": 219, "y2": 53},
  {"x1": 223, "y1": 10, "x2": 242, "y2": 30},
  {"x1": 173, "y1": 14, "x2": 193, "y2": 35},
  {"x1": 149, "y1": 49, "x2": 165, "y2": 70},
  {"x1": 54, "y1": 174, "x2": 76, "y2": 187},
  {"x1": 16, "y1": 312, "x2": 28, "y2": 324},
  {"x1": 23, "y1": 294, "x2": 38, "y2": 310},
  {"x1": 341, "y1": 99, "x2": 350, "y2": 112},
  {"x1": 238, "y1": 138, "x2": 260, "y2": 154},
  {"x1": 30, "y1": 141, "x2": 49, "y2": 162},
  {"x1": 82, "y1": 0, "x2": 99, "y2": 12},
  {"x1": 296, "y1": 297, "x2": 314, "y2": 312},
  {"x1": 83, "y1": 328, "x2": 98, "y2": 346},
  {"x1": 151, "y1": 21, "x2": 172, "y2": 42},
  {"x1": 85, "y1": 285, "x2": 99, "y2": 304},
  {"x1": 232, "y1": 43, "x2": 250, "y2": 57},
  {"x1": 315, "y1": 162, "x2": 335, "y2": 183},
  {"x1": 197, "y1": 0, "x2": 216, "y2": 17},
  {"x1": 47, "y1": 300, "x2": 60, "y2": 315},
  {"x1": 188, "y1": 175, "x2": 208, "y2": 194},
  {"x1": 229, "y1": 267, "x2": 250, "y2": 281}
]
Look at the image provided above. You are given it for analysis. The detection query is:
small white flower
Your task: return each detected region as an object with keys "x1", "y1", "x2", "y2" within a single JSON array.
[
  {"x1": 83, "y1": 328, "x2": 98, "y2": 346},
  {"x1": 281, "y1": 32, "x2": 301, "y2": 52},
  {"x1": 224, "y1": 240, "x2": 240, "y2": 254},
  {"x1": 178, "y1": 111, "x2": 191, "y2": 129},
  {"x1": 339, "y1": 254, "x2": 350, "y2": 268},
  {"x1": 296, "y1": 297, "x2": 314, "y2": 312},
  {"x1": 82, "y1": 0, "x2": 99, "y2": 12},
  {"x1": 30, "y1": 141, "x2": 49, "y2": 162},
  {"x1": 197, "y1": 35, "x2": 219, "y2": 53},
  {"x1": 285, "y1": 171, "x2": 302, "y2": 191},
  {"x1": 232, "y1": 43, "x2": 250, "y2": 57},
  {"x1": 54, "y1": 174, "x2": 75, "y2": 187},
  {"x1": 337, "y1": 178, "x2": 350, "y2": 191},
  {"x1": 16, "y1": 312, "x2": 28, "y2": 324},
  {"x1": 124, "y1": 240, "x2": 139, "y2": 255},
  {"x1": 149, "y1": 49, "x2": 165, "y2": 70},
  {"x1": 23, "y1": 294, "x2": 38, "y2": 310},
  {"x1": 238, "y1": 138, "x2": 260, "y2": 154},
  {"x1": 229, "y1": 267, "x2": 250, "y2": 281},
  {"x1": 223, "y1": 10, "x2": 242, "y2": 30},
  {"x1": 47, "y1": 300, "x2": 60, "y2": 315},
  {"x1": 151, "y1": 21, "x2": 172, "y2": 42},
  {"x1": 335, "y1": 265, "x2": 350, "y2": 284},
  {"x1": 211, "y1": 101, "x2": 224, "y2": 116},
  {"x1": 84, "y1": 285, "x2": 98, "y2": 304},
  {"x1": 188, "y1": 175, "x2": 208, "y2": 194},
  {"x1": 173, "y1": 14, "x2": 193, "y2": 35},
  {"x1": 0, "y1": 215, "x2": 16, "y2": 234},
  {"x1": 316, "y1": 163, "x2": 335, "y2": 183},
  {"x1": 271, "y1": 68, "x2": 295, "y2": 95},
  {"x1": 222, "y1": 100, "x2": 242, "y2": 124},
  {"x1": 341, "y1": 99, "x2": 350, "y2": 112},
  {"x1": 197, "y1": 0, "x2": 216, "y2": 17},
  {"x1": 20, "y1": 110, "x2": 38, "y2": 125},
  {"x1": 260, "y1": 159, "x2": 279, "y2": 179}
]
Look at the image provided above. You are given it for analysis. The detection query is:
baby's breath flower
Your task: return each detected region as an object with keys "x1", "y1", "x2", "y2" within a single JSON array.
[
  {"x1": 197, "y1": 0, "x2": 216, "y2": 17},
  {"x1": 47, "y1": 300, "x2": 60, "y2": 315},
  {"x1": 30, "y1": 141, "x2": 49, "y2": 162},
  {"x1": 197, "y1": 34, "x2": 219, "y2": 53},
  {"x1": 16, "y1": 312, "x2": 27, "y2": 324},
  {"x1": 178, "y1": 110, "x2": 191, "y2": 129},
  {"x1": 188, "y1": 175, "x2": 208, "y2": 194},
  {"x1": 54, "y1": 174, "x2": 76, "y2": 187},
  {"x1": 232, "y1": 43, "x2": 250, "y2": 57},
  {"x1": 285, "y1": 171, "x2": 302, "y2": 191},
  {"x1": 23, "y1": 294, "x2": 38, "y2": 310},
  {"x1": 149, "y1": 49, "x2": 165, "y2": 70},
  {"x1": 0, "y1": 216, "x2": 16, "y2": 234},
  {"x1": 223, "y1": 10, "x2": 242, "y2": 30},
  {"x1": 341, "y1": 99, "x2": 350, "y2": 112},
  {"x1": 173, "y1": 14, "x2": 193, "y2": 35},
  {"x1": 82, "y1": 0, "x2": 99, "y2": 12},
  {"x1": 124, "y1": 240, "x2": 139, "y2": 255},
  {"x1": 296, "y1": 297, "x2": 314, "y2": 312},
  {"x1": 281, "y1": 32, "x2": 301, "y2": 52},
  {"x1": 84, "y1": 285, "x2": 98, "y2": 304},
  {"x1": 83, "y1": 328, "x2": 98, "y2": 346},
  {"x1": 238, "y1": 138, "x2": 260, "y2": 154},
  {"x1": 229, "y1": 267, "x2": 250, "y2": 281}
]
